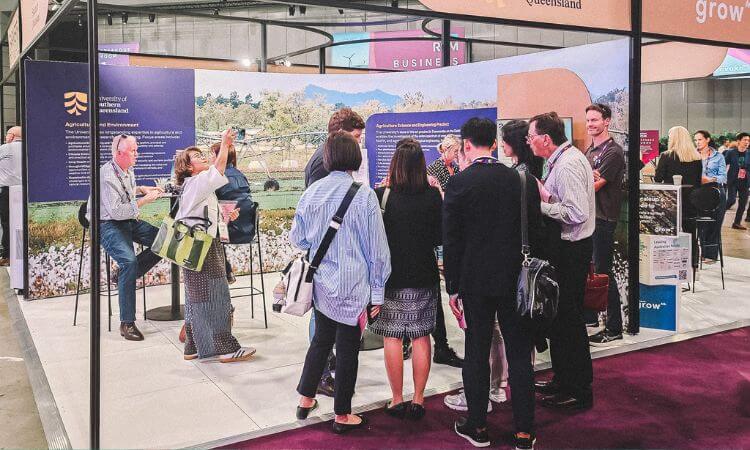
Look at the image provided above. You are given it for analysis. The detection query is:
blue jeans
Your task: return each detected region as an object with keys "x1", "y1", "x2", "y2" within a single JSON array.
[
  {"x1": 100, "y1": 220, "x2": 161, "y2": 323},
  {"x1": 584, "y1": 218, "x2": 622, "y2": 334}
]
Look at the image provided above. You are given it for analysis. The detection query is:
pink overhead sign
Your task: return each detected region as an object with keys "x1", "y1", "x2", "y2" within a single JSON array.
[{"x1": 370, "y1": 29, "x2": 466, "y2": 71}]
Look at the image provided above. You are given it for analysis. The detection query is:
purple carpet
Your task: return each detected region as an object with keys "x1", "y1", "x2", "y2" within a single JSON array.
[{"x1": 223, "y1": 327, "x2": 750, "y2": 449}]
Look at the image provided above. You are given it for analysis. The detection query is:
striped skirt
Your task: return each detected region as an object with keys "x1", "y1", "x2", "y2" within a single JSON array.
[
  {"x1": 369, "y1": 285, "x2": 439, "y2": 339},
  {"x1": 183, "y1": 240, "x2": 240, "y2": 358}
]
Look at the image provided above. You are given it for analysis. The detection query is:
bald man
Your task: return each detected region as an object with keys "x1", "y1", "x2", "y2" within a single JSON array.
[
  {"x1": 0, "y1": 126, "x2": 22, "y2": 265},
  {"x1": 89, "y1": 134, "x2": 163, "y2": 340}
]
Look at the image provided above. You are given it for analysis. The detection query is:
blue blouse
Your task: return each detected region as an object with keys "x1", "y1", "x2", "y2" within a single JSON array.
[
  {"x1": 702, "y1": 148, "x2": 727, "y2": 185},
  {"x1": 290, "y1": 171, "x2": 391, "y2": 326}
]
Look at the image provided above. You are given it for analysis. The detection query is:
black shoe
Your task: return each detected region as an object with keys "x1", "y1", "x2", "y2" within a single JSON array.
[
  {"x1": 731, "y1": 223, "x2": 747, "y2": 230},
  {"x1": 332, "y1": 414, "x2": 367, "y2": 434},
  {"x1": 534, "y1": 379, "x2": 560, "y2": 396},
  {"x1": 316, "y1": 374, "x2": 335, "y2": 397},
  {"x1": 585, "y1": 321, "x2": 599, "y2": 328},
  {"x1": 454, "y1": 417, "x2": 490, "y2": 448},
  {"x1": 403, "y1": 340, "x2": 412, "y2": 360},
  {"x1": 434, "y1": 345, "x2": 463, "y2": 368},
  {"x1": 384, "y1": 400, "x2": 409, "y2": 419},
  {"x1": 589, "y1": 329, "x2": 623, "y2": 347},
  {"x1": 119, "y1": 322, "x2": 144, "y2": 341},
  {"x1": 295, "y1": 399, "x2": 318, "y2": 420},
  {"x1": 407, "y1": 402, "x2": 426, "y2": 421},
  {"x1": 540, "y1": 393, "x2": 593, "y2": 411},
  {"x1": 514, "y1": 432, "x2": 536, "y2": 450}
]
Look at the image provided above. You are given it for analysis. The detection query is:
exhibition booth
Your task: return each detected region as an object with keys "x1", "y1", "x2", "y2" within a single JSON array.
[{"x1": 1, "y1": 0, "x2": 748, "y2": 448}]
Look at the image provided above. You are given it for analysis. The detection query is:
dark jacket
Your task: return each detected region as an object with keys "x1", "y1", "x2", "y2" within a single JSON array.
[
  {"x1": 304, "y1": 142, "x2": 328, "y2": 188},
  {"x1": 442, "y1": 161, "x2": 544, "y2": 297},
  {"x1": 653, "y1": 152, "x2": 703, "y2": 221},
  {"x1": 375, "y1": 186, "x2": 442, "y2": 289},
  {"x1": 724, "y1": 148, "x2": 750, "y2": 185},
  {"x1": 215, "y1": 165, "x2": 256, "y2": 244}
]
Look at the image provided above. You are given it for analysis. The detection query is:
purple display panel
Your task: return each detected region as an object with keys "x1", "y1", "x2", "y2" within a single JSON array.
[
  {"x1": 99, "y1": 42, "x2": 139, "y2": 66},
  {"x1": 365, "y1": 107, "x2": 496, "y2": 187},
  {"x1": 24, "y1": 61, "x2": 195, "y2": 202}
]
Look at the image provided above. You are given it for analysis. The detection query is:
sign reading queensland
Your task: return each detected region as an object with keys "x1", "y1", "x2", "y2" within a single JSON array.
[
  {"x1": 365, "y1": 108, "x2": 496, "y2": 187},
  {"x1": 24, "y1": 61, "x2": 195, "y2": 202},
  {"x1": 643, "y1": 0, "x2": 750, "y2": 46},
  {"x1": 419, "y1": 0, "x2": 630, "y2": 32}
]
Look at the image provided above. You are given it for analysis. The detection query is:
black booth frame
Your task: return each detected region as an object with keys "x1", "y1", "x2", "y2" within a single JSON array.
[{"x1": 2, "y1": 1, "x2": 749, "y2": 447}]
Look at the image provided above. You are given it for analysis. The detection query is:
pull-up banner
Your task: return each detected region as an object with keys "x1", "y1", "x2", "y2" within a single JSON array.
[
  {"x1": 643, "y1": 0, "x2": 750, "y2": 47},
  {"x1": 419, "y1": 0, "x2": 631, "y2": 32}
]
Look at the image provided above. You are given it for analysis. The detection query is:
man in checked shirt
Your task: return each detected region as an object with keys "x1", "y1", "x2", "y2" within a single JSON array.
[{"x1": 89, "y1": 134, "x2": 163, "y2": 341}]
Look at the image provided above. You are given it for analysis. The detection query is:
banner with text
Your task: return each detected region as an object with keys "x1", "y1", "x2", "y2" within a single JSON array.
[
  {"x1": 24, "y1": 61, "x2": 195, "y2": 202},
  {"x1": 643, "y1": 0, "x2": 750, "y2": 46},
  {"x1": 365, "y1": 108, "x2": 496, "y2": 187}
]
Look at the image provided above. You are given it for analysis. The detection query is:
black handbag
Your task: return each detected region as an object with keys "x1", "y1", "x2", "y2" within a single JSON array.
[{"x1": 516, "y1": 172, "x2": 560, "y2": 320}]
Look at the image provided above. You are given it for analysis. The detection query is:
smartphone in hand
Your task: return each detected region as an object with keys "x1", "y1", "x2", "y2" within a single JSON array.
[{"x1": 457, "y1": 299, "x2": 467, "y2": 330}]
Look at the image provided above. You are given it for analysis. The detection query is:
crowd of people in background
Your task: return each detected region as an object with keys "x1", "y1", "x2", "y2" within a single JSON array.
[{"x1": 73, "y1": 100, "x2": 748, "y2": 450}]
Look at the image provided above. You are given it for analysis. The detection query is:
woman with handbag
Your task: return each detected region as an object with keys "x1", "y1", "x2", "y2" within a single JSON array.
[
  {"x1": 291, "y1": 131, "x2": 391, "y2": 434},
  {"x1": 372, "y1": 138, "x2": 442, "y2": 420},
  {"x1": 173, "y1": 129, "x2": 256, "y2": 363}
]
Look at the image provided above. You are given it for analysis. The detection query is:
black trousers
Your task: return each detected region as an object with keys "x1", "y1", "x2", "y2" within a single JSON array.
[
  {"x1": 727, "y1": 178, "x2": 749, "y2": 226},
  {"x1": 297, "y1": 308, "x2": 361, "y2": 415},
  {"x1": 432, "y1": 291, "x2": 449, "y2": 348},
  {"x1": 584, "y1": 219, "x2": 622, "y2": 334},
  {"x1": 548, "y1": 237, "x2": 594, "y2": 400},
  {"x1": 699, "y1": 186, "x2": 726, "y2": 260},
  {"x1": 463, "y1": 292, "x2": 534, "y2": 433},
  {"x1": 0, "y1": 187, "x2": 9, "y2": 259}
]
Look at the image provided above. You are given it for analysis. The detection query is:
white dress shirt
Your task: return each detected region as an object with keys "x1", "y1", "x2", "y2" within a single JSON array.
[{"x1": 0, "y1": 139, "x2": 22, "y2": 187}]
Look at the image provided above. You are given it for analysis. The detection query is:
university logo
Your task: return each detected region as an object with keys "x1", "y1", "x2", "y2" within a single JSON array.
[{"x1": 64, "y1": 91, "x2": 88, "y2": 116}]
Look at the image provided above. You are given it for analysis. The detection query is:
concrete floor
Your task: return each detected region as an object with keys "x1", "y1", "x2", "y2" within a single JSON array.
[
  {"x1": 721, "y1": 206, "x2": 750, "y2": 259},
  {"x1": 0, "y1": 274, "x2": 47, "y2": 450}
]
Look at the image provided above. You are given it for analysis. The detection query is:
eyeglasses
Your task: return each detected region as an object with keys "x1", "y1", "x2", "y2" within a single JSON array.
[
  {"x1": 526, "y1": 133, "x2": 545, "y2": 142},
  {"x1": 113, "y1": 134, "x2": 137, "y2": 154}
]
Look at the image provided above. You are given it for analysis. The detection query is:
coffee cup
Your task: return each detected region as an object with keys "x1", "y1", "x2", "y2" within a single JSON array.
[{"x1": 673, "y1": 175, "x2": 683, "y2": 186}]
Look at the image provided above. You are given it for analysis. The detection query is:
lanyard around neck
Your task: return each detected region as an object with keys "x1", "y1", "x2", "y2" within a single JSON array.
[{"x1": 111, "y1": 161, "x2": 133, "y2": 203}]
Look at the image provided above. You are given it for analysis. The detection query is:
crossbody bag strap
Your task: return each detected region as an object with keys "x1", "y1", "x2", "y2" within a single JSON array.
[
  {"x1": 519, "y1": 172, "x2": 530, "y2": 262},
  {"x1": 307, "y1": 182, "x2": 362, "y2": 281},
  {"x1": 380, "y1": 187, "x2": 390, "y2": 213}
]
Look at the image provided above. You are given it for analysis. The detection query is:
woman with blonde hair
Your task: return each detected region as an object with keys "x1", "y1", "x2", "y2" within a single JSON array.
[
  {"x1": 427, "y1": 134, "x2": 461, "y2": 192},
  {"x1": 655, "y1": 126, "x2": 704, "y2": 256}
]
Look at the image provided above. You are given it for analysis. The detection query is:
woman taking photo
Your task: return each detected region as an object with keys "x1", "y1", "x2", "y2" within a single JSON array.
[
  {"x1": 210, "y1": 142, "x2": 256, "y2": 283},
  {"x1": 427, "y1": 134, "x2": 461, "y2": 191},
  {"x1": 501, "y1": 120, "x2": 544, "y2": 179},
  {"x1": 371, "y1": 138, "x2": 442, "y2": 420},
  {"x1": 696, "y1": 130, "x2": 727, "y2": 263},
  {"x1": 292, "y1": 131, "x2": 391, "y2": 434},
  {"x1": 174, "y1": 130, "x2": 256, "y2": 363}
]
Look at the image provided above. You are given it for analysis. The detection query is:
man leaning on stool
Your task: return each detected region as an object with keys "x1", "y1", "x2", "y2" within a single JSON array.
[{"x1": 88, "y1": 134, "x2": 163, "y2": 341}]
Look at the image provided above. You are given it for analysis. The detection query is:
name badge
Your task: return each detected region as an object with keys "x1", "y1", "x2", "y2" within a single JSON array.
[
  {"x1": 740, "y1": 168, "x2": 747, "y2": 180},
  {"x1": 218, "y1": 221, "x2": 230, "y2": 243}
]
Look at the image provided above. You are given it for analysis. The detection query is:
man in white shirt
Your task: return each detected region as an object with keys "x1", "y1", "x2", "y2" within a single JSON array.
[{"x1": 0, "y1": 126, "x2": 23, "y2": 265}]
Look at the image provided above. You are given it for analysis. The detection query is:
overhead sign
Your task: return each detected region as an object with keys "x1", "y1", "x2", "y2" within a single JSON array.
[
  {"x1": 21, "y1": 0, "x2": 48, "y2": 50},
  {"x1": 643, "y1": 0, "x2": 750, "y2": 46},
  {"x1": 8, "y1": 9, "x2": 20, "y2": 68},
  {"x1": 419, "y1": 0, "x2": 630, "y2": 32}
]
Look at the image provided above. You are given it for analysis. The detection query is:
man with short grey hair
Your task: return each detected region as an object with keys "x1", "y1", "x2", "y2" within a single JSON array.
[
  {"x1": 92, "y1": 134, "x2": 163, "y2": 341},
  {"x1": 527, "y1": 112, "x2": 595, "y2": 411},
  {"x1": 0, "y1": 126, "x2": 22, "y2": 265}
]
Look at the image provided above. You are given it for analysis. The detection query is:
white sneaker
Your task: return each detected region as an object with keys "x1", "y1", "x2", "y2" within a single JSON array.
[
  {"x1": 219, "y1": 347, "x2": 256, "y2": 363},
  {"x1": 489, "y1": 387, "x2": 507, "y2": 403},
  {"x1": 444, "y1": 390, "x2": 492, "y2": 412}
]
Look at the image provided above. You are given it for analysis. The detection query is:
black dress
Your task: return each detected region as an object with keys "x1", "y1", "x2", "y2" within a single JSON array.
[{"x1": 654, "y1": 152, "x2": 703, "y2": 225}]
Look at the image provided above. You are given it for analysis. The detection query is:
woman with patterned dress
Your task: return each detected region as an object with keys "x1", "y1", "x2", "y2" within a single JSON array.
[
  {"x1": 372, "y1": 138, "x2": 443, "y2": 420},
  {"x1": 173, "y1": 129, "x2": 256, "y2": 363},
  {"x1": 426, "y1": 134, "x2": 461, "y2": 192}
]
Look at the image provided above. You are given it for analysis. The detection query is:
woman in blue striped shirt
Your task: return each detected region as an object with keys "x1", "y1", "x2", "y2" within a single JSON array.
[
  {"x1": 696, "y1": 130, "x2": 728, "y2": 262},
  {"x1": 292, "y1": 131, "x2": 391, "y2": 434}
]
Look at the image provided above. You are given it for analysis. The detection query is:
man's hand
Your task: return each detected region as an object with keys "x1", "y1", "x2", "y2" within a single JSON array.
[
  {"x1": 369, "y1": 305, "x2": 381, "y2": 318},
  {"x1": 141, "y1": 189, "x2": 161, "y2": 205},
  {"x1": 140, "y1": 186, "x2": 164, "y2": 195},
  {"x1": 537, "y1": 178, "x2": 552, "y2": 203},
  {"x1": 592, "y1": 170, "x2": 602, "y2": 182},
  {"x1": 448, "y1": 294, "x2": 463, "y2": 319},
  {"x1": 227, "y1": 208, "x2": 240, "y2": 222}
]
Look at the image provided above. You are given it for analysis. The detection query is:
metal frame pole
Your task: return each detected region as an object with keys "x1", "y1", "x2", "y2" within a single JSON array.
[
  {"x1": 627, "y1": 0, "x2": 642, "y2": 335},
  {"x1": 441, "y1": 19, "x2": 450, "y2": 67},
  {"x1": 318, "y1": 47, "x2": 325, "y2": 74},
  {"x1": 86, "y1": 0, "x2": 102, "y2": 447},
  {"x1": 260, "y1": 23, "x2": 267, "y2": 72}
]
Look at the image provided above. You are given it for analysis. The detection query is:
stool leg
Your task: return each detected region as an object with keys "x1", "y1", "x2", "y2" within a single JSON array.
[
  {"x1": 74, "y1": 229, "x2": 86, "y2": 326},
  {"x1": 106, "y1": 254, "x2": 112, "y2": 332},
  {"x1": 719, "y1": 232, "x2": 725, "y2": 290},
  {"x1": 249, "y1": 246, "x2": 255, "y2": 319},
  {"x1": 257, "y1": 228, "x2": 267, "y2": 329},
  {"x1": 141, "y1": 245, "x2": 147, "y2": 321}
]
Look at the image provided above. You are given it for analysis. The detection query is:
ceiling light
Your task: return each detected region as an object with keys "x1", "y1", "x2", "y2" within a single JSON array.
[
  {"x1": 241, "y1": 58, "x2": 251, "y2": 67},
  {"x1": 107, "y1": 13, "x2": 112, "y2": 25},
  {"x1": 288, "y1": 5, "x2": 295, "y2": 16},
  {"x1": 121, "y1": 12, "x2": 128, "y2": 24},
  {"x1": 391, "y1": 0, "x2": 399, "y2": 8},
  {"x1": 299, "y1": 6, "x2": 306, "y2": 15},
  {"x1": 148, "y1": 14, "x2": 156, "y2": 23},
  {"x1": 338, "y1": 9, "x2": 344, "y2": 14},
  {"x1": 284, "y1": 60, "x2": 292, "y2": 67}
]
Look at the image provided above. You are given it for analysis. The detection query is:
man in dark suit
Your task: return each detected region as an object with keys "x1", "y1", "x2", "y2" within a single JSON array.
[
  {"x1": 444, "y1": 117, "x2": 543, "y2": 449},
  {"x1": 724, "y1": 132, "x2": 750, "y2": 229}
]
